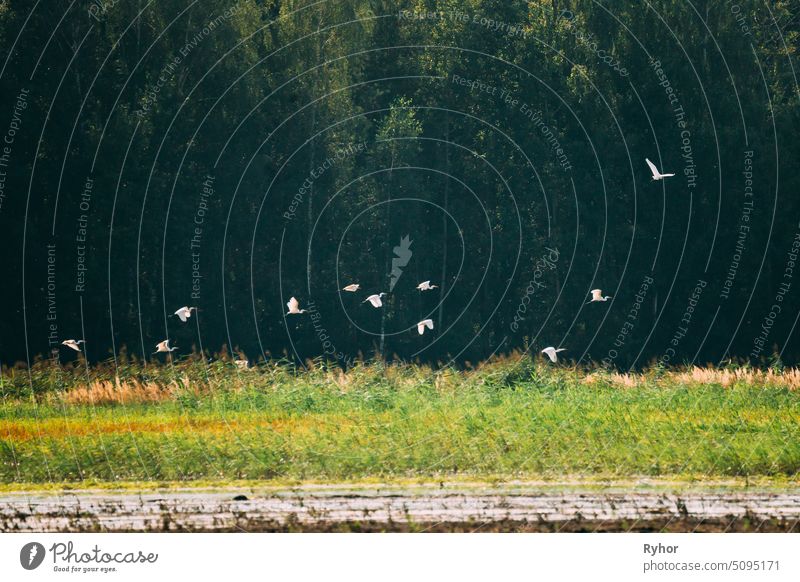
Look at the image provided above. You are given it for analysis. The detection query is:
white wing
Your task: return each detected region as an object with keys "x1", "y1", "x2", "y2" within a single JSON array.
[
  {"x1": 369, "y1": 295, "x2": 383, "y2": 307},
  {"x1": 645, "y1": 158, "x2": 660, "y2": 178},
  {"x1": 175, "y1": 307, "x2": 188, "y2": 322},
  {"x1": 63, "y1": 340, "x2": 81, "y2": 352},
  {"x1": 541, "y1": 347, "x2": 557, "y2": 362},
  {"x1": 590, "y1": 289, "x2": 603, "y2": 301},
  {"x1": 287, "y1": 297, "x2": 299, "y2": 312},
  {"x1": 417, "y1": 319, "x2": 434, "y2": 334}
]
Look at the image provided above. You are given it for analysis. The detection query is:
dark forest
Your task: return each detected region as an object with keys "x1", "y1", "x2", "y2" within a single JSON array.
[{"x1": 0, "y1": 0, "x2": 798, "y2": 369}]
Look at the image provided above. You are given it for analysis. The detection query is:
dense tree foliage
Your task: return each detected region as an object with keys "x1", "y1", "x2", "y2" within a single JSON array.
[{"x1": 0, "y1": 0, "x2": 797, "y2": 368}]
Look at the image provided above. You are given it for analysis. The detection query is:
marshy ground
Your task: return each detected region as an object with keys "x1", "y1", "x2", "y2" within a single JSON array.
[
  {"x1": 2, "y1": 481, "x2": 799, "y2": 532},
  {"x1": 1, "y1": 355, "x2": 798, "y2": 531}
]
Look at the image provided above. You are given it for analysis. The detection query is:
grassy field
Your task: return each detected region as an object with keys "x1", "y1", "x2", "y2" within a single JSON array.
[{"x1": 1, "y1": 355, "x2": 799, "y2": 486}]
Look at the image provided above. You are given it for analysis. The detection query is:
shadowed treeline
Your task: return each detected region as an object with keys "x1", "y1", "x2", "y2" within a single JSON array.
[{"x1": 0, "y1": 1, "x2": 798, "y2": 368}]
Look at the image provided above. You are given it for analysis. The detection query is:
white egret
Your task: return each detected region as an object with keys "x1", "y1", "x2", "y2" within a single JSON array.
[
  {"x1": 342, "y1": 284, "x2": 360, "y2": 292},
  {"x1": 173, "y1": 306, "x2": 196, "y2": 322},
  {"x1": 541, "y1": 347, "x2": 566, "y2": 363},
  {"x1": 587, "y1": 289, "x2": 612, "y2": 303},
  {"x1": 363, "y1": 293, "x2": 386, "y2": 308},
  {"x1": 61, "y1": 339, "x2": 84, "y2": 352},
  {"x1": 645, "y1": 158, "x2": 675, "y2": 181},
  {"x1": 417, "y1": 281, "x2": 438, "y2": 291},
  {"x1": 416, "y1": 319, "x2": 434, "y2": 335},
  {"x1": 286, "y1": 297, "x2": 307, "y2": 314},
  {"x1": 154, "y1": 339, "x2": 177, "y2": 354}
]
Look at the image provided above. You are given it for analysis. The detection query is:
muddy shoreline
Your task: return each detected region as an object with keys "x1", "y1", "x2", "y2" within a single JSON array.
[{"x1": 2, "y1": 486, "x2": 799, "y2": 532}]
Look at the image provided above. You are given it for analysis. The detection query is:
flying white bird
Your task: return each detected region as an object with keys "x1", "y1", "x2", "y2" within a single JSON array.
[
  {"x1": 286, "y1": 297, "x2": 307, "y2": 314},
  {"x1": 416, "y1": 319, "x2": 434, "y2": 335},
  {"x1": 363, "y1": 293, "x2": 386, "y2": 308},
  {"x1": 417, "y1": 281, "x2": 438, "y2": 291},
  {"x1": 154, "y1": 339, "x2": 177, "y2": 354},
  {"x1": 541, "y1": 347, "x2": 566, "y2": 363},
  {"x1": 61, "y1": 339, "x2": 84, "y2": 352},
  {"x1": 587, "y1": 289, "x2": 612, "y2": 303},
  {"x1": 234, "y1": 359, "x2": 250, "y2": 370},
  {"x1": 342, "y1": 284, "x2": 360, "y2": 292},
  {"x1": 173, "y1": 306, "x2": 196, "y2": 322},
  {"x1": 645, "y1": 158, "x2": 675, "y2": 181}
]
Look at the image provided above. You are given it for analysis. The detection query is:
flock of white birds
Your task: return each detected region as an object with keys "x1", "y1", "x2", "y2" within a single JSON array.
[
  {"x1": 60, "y1": 159, "x2": 673, "y2": 365},
  {"x1": 287, "y1": 280, "x2": 437, "y2": 330}
]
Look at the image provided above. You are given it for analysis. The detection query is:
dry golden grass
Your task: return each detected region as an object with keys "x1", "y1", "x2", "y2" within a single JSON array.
[
  {"x1": 41, "y1": 356, "x2": 800, "y2": 407},
  {"x1": 668, "y1": 367, "x2": 800, "y2": 388},
  {"x1": 59, "y1": 376, "x2": 202, "y2": 406},
  {"x1": 583, "y1": 372, "x2": 639, "y2": 388},
  {"x1": 583, "y1": 367, "x2": 800, "y2": 390},
  {"x1": 4, "y1": 414, "x2": 365, "y2": 442}
]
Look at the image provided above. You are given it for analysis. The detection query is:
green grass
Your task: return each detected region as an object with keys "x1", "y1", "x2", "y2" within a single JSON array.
[{"x1": 1, "y1": 357, "x2": 799, "y2": 485}]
